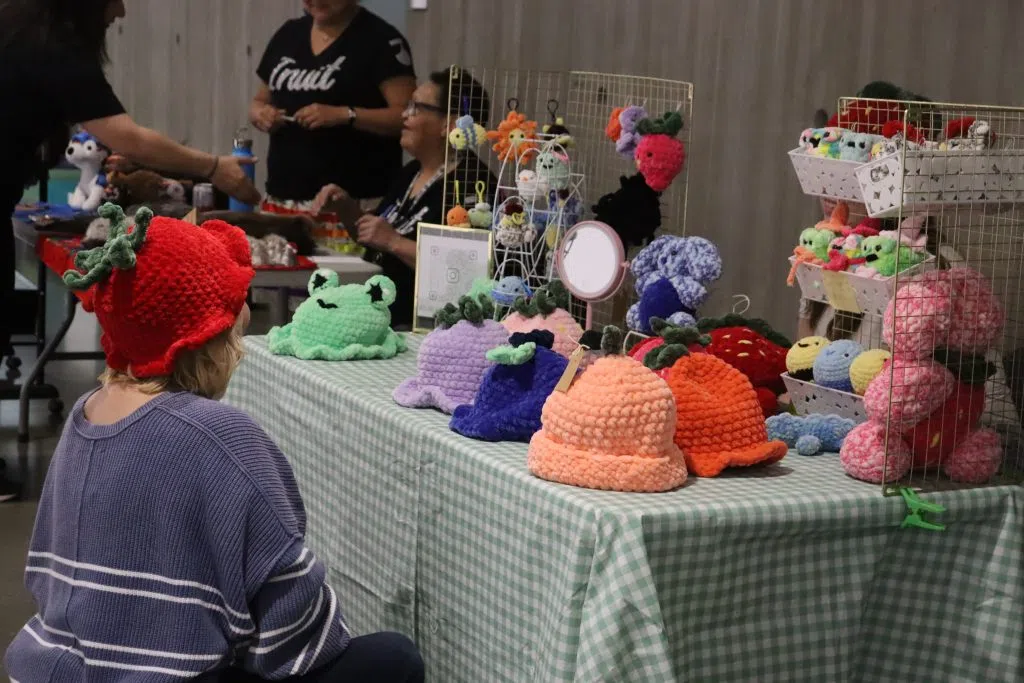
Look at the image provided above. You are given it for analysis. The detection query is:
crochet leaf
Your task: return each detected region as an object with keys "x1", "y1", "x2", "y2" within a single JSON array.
[
  {"x1": 644, "y1": 343, "x2": 690, "y2": 371},
  {"x1": 636, "y1": 111, "x2": 684, "y2": 138},
  {"x1": 487, "y1": 342, "x2": 536, "y2": 365},
  {"x1": 434, "y1": 289, "x2": 496, "y2": 329},
  {"x1": 64, "y1": 204, "x2": 153, "y2": 291},
  {"x1": 600, "y1": 326, "x2": 623, "y2": 355},
  {"x1": 662, "y1": 326, "x2": 711, "y2": 348},
  {"x1": 510, "y1": 280, "x2": 569, "y2": 318},
  {"x1": 434, "y1": 303, "x2": 461, "y2": 329},
  {"x1": 697, "y1": 314, "x2": 792, "y2": 349}
]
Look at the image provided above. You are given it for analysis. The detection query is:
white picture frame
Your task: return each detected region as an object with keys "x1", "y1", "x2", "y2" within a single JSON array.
[{"x1": 412, "y1": 223, "x2": 494, "y2": 333}]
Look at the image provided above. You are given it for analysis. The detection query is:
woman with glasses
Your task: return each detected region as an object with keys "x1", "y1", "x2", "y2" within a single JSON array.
[
  {"x1": 251, "y1": 0, "x2": 416, "y2": 213},
  {"x1": 311, "y1": 67, "x2": 496, "y2": 329}
]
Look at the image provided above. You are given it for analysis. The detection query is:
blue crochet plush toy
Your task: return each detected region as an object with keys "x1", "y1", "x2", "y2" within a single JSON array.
[
  {"x1": 812, "y1": 339, "x2": 863, "y2": 392},
  {"x1": 766, "y1": 413, "x2": 856, "y2": 455},
  {"x1": 626, "y1": 235, "x2": 723, "y2": 334}
]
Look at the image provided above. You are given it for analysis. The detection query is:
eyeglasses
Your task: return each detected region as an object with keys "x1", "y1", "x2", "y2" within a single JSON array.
[{"x1": 403, "y1": 100, "x2": 445, "y2": 117}]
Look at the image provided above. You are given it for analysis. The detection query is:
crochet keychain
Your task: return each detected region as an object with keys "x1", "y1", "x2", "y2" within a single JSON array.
[
  {"x1": 487, "y1": 98, "x2": 538, "y2": 163},
  {"x1": 542, "y1": 99, "x2": 573, "y2": 148},
  {"x1": 494, "y1": 199, "x2": 534, "y2": 248},
  {"x1": 468, "y1": 180, "x2": 493, "y2": 229},
  {"x1": 446, "y1": 180, "x2": 470, "y2": 228},
  {"x1": 635, "y1": 111, "x2": 686, "y2": 192},
  {"x1": 616, "y1": 105, "x2": 648, "y2": 158}
]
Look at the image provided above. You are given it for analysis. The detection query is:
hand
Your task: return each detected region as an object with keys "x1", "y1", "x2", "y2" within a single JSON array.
[
  {"x1": 210, "y1": 155, "x2": 261, "y2": 206},
  {"x1": 294, "y1": 104, "x2": 345, "y2": 130},
  {"x1": 252, "y1": 103, "x2": 286, "y2": 133},
  {"x1": 311, "y1": 183, "x2": 348, "y2": 214},
  {"x1": 355, "y1": 214, "x2": 398, "y2": 251}
]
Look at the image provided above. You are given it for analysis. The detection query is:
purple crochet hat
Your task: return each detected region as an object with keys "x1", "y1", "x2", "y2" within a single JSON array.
[{"x1": 393, "y1": 290, "x2": 509, "y2": 414}]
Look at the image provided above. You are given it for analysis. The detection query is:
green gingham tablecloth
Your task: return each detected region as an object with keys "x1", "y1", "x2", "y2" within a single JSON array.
[{"x1": 225, "y1": 335, "x2": 1023, "y2": 682}]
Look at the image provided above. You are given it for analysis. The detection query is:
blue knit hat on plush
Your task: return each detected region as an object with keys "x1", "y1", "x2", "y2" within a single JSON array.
[{"x1": 449, "y1": 330, "x2": 569, "y2": 442}]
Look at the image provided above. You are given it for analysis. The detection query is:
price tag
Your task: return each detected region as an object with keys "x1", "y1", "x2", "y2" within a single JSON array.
[
  {"x1": 555, "y1": 345, "x2": 587, "y2": 393},
  {"x1": 820, "y1": 271, "x2": 861, "y2": 313}
]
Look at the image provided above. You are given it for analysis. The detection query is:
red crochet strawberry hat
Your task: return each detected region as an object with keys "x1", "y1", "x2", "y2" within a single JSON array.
[{"x1": 63, "y1": 204, "x2": 254, "y2": 378}]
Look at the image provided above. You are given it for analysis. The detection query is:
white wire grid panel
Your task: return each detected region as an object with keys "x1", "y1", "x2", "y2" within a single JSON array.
[{"x1": 440, "y1": 68, "x2": 694, "y2": 327}]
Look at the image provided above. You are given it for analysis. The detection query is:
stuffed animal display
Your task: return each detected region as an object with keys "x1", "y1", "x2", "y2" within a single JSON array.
[
  {"x1": 66, "y1": 132, "x2": 110, "y2": 211},
  {"x1": 840, "y1": 268, "x2": 1004, "y2": 484},
  {"x1": 627, "y1": 235, "x2": 722, "y2": 334},
  {"x1": 528, "y1": 326, "x2": 688, "y2": 493},
  {"x1": 766, "y1": 413, "x2": 857, "y2": 456},
  {"x1": 785, "y1": 336, "x2": 889, "y2": 396},
  {"x1": 502, "y1": 280, "x2": 583, "y2": 358},
  {"x1": 268, "y1": 271, "x2": 407, "y2": 360}
]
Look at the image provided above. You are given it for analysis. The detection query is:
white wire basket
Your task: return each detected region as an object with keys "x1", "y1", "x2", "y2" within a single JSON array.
[
  {"x1": 788, "y1": 149, "x2": 864, "y2": 203},
  {"x1": 782, "y1": 373, "x2": 868, "y2": 423},
  {"x1": 788, "y1": 256, "x2": 937, "y2": 317}
]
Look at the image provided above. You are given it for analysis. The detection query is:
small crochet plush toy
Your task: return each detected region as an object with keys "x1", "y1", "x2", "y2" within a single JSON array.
[
  {"x1": 502, "y1": 280, "x2": 583, "y2": 358},
  {"x1": 615, "y1": 105, "x2": 648, "y2": 158},
  {"x1": 605, "y1": 106, "x2": 626, "y2": 142},
  {"x1": 787, "y1": 227, "x2": 833, "y2": 285},
  {"x1": 649, "y1": 342, "x2": 788, "y2": 477},
  {"x1": 268, "y1": 271, "x2": 407, "y2": 360},
  {"x1": 766, "y1": 413, "x2": 857, "y2": 456},
  {"x1": 590, "y1": 173, "x2": 662, "y2": 249},
  {"x1": 849, "y1": 348, "x2": 891, "y2": 395},
  {"x1": 494, "y1": 201, "x2": 535, "y2": 248},
  {"x1": 812, "y1": 339, "x2": 862, "y2": 392},
  {"x1": 393, "y1": 286, "x2": 509, "y2": 414},
  {"x1": 535, "y1": 150, "x2": 571, "y2": 192},
  {"x1": 635, "y1": 112, "x2": 686, "y2": 192},
  {"x1": 449, "y1": 330, "x2": 568, "y2": 442},
  {"x1": 855, "y1": 235, "x2": 928, "y2": 278},
  {"x1": 491, "y1": 276, "x2": 532, "y2": 307},
  {"x1": 785, "y1": 336, "x2": 830, "y2": 381},
  {"x1": 841, "y1": 268, "x2": 1004, "y2": 484},
  {"x1": 487, "y1": 110, "x2": 538, "y2": 162},
  {"x1": 528, "y1": 326, "x2": 688, "y2": 493},
  {"x1": 696, "y1": 315, "x2": 792, "y2": 417},
  {"x1": 837, "y1": 131, "x2": 882, "y2": 162},
  {"x1": 878, "y1": 214, "x2": 929, "y2": 252},
  {"x1": 801, "y1": 127, "x2": 842, "y2": 158},
  {"x1": 448, "y1": 114, "x2": 487, "y2": 150},
  {"x1": 627, "y1": 235, "x2": 722, "y2": 334}
]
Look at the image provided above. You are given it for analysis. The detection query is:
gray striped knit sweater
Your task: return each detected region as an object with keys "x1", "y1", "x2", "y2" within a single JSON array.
[{"x1": 5, "y1": 392, "x2": 351, "y2": 681}]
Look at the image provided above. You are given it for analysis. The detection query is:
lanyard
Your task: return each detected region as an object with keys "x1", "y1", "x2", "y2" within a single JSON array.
[{"x1": 383, "y1": 159, "x2": 456, "y2": 231}]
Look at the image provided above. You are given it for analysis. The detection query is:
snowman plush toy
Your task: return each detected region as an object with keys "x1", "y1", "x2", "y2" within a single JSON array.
[{"x1": 66, "y1": 131, "x2": 110, "y2": 211}]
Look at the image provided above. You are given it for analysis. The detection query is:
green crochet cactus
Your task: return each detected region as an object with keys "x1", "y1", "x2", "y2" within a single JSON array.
[{"x1": 63, "y1": 204, "x2": 153, "y2": 291}]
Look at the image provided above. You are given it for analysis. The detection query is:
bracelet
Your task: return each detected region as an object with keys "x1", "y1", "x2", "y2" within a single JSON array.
[{"x1": 205, "y1": 156, "x2": 219, "y2": 179}]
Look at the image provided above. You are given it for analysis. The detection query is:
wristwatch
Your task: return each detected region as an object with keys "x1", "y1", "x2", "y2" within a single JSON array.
[{"x1": 346, "y1": 106, "x2": 357, "y2": 126}]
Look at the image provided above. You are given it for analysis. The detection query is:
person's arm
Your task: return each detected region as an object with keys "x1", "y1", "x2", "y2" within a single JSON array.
[
  {"x1": 83, "y1": 114, "x2": 260, "y2": 205},
  {"x1": 385, "y1": 234, "x2": 417, "y2": 268},
  {"x1": 355, "y1": 214, "x2": 416, "y2": 268},
  {"x1": 293, "y1": 75, "x2": 413, "y2": 135}
]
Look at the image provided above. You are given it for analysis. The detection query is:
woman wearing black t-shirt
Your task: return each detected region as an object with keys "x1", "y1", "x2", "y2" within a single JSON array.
[
  {"x1": 0, "y1": 0, "x2": 259, "y2": 403},
  {"x1": 311, "y1": 68, "x2": 497, "y2": 329},
  {"x1": 251, "y1": 0, "x2": 416, "y2": 207}
]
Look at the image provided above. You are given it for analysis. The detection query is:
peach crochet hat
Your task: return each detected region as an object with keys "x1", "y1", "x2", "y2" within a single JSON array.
[
  {"x1": 646, "y1": 341, "x2": 788, "y2": 477},
  {"x1": 528, "y1": 327, "x2": 687, "y2": 492}
]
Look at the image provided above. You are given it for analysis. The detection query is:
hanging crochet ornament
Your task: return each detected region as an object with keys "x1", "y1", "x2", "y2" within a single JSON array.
[
  {"x1": 542, "y1": 99, "x2": 574, "y2": 148},
  {"x1": 393, "y1": 283, "x2": 509, "y2": 414},
  {"x1": 268, "y1": 271, "x2": 407, "y2": 360},
  {"x1": 591, "y1": 173, "x2": 662, "y2": 249},
  {"x1": 62, "y1": 203, "x2": 254, "y2": 378},
  {"x1": 449, "y1": 330, "x2": 568, "y2": 442},
  {"x1": 467, "y1": 180, "x2": 493, "y2": 229},
  {"x1": 635, "y1": 111, "x2": 686, "y2": 192},
  {"x1": 449, "y1": 114, "x2": 487, "y2": 151},
  {"x1": 615, "y1": 105, "x2": 648, "y2": 158},
  {"x1": 446, "y1": 180, "x2": 471, "y2": 228},
  {"x1": 494, "y1": 199, "x2": 535, "y2": 247},
  {"x1": 647, "y1": 343, "x2": 788, "y2": 477},
  {"x1": 535, "y1": 149, "x2": 571, "y2": 192},
  {"x1": 502, "y1": 280, "x2": 584, "y2": 358},
  {"x1": 605, "y1": 106, "x2": 626, "y2": 142},
  {"x1": 486, "y1": 99, "x2": 538, "y2": 163},
  {"x1": 528, "y1": 326, "x2": 688, "y2": 492}
]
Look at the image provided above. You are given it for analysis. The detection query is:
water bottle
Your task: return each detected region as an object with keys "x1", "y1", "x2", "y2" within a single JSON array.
[{"x1": 228, "y1": 126, "x2": 255, "y2": 212}]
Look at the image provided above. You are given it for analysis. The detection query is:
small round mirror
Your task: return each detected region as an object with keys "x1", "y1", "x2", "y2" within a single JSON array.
[{"x1": 556, "y1": 221, "x2": 628, "y2": 328}]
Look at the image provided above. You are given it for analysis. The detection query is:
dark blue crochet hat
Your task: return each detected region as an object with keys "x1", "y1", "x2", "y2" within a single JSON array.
[{"x1": 449, "y1": 330, "x2": 568, "y2": 442}]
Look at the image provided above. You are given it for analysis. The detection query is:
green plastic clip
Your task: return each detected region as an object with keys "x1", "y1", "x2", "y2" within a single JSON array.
[{"x1": 898, "y1": 487, "x2": 946, "y2": 532}]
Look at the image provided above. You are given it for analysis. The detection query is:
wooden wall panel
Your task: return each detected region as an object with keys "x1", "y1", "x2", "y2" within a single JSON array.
[{"x1": 407, "y1": 0, "x2": 1024, "y2": 335}]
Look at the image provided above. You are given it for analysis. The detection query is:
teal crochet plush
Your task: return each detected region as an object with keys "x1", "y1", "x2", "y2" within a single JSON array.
[{"x1": 268, "y1": 270, "x2": 407, "y2": 360}]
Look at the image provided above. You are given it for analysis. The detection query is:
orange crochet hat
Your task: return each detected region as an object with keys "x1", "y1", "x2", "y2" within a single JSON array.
[
  {"x1": 647, "y1": 343, "x2": 787, "y2": 477},
  {"x1": 528, "y1": 327, "x2": 687, "y2": 492}
]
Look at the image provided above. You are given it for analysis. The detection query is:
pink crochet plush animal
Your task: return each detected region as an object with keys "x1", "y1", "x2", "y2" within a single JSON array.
[{"x1": 840, "y1": 268, "x2": 1005, "y2": 484}]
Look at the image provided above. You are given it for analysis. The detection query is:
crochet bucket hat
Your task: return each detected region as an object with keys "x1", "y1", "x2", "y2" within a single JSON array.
[
  {"x1": 449, "y1": 330, "x2": 568, "y2": 442},
  {"x1": 393, "y1": 287, "x2": 509, "y2": 413},
  {"x1": 62, "y1": 203, "x2": 254, "y2": 378},
  {"x1": 528, "y1": 327, "x2": 687, "y2": 492},
  {"x1": 646, "y1": 342, "x2": 788, "y2": 477},
  {"x1": 501, "y1": 280, "x2": 583, "y2": 358}
]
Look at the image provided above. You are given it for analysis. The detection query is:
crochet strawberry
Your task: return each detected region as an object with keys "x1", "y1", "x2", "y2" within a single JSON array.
[{"x1": 634, "y1": 112, "x2": 686, "y2": 192}]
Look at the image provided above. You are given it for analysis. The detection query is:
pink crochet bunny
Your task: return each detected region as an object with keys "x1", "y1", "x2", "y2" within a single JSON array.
[
  {"x1": 840, "y1": 267, "x2": 1005, "y2": 484},
  {"x1": 879, "y1": 214, "x2": 929, "y2": 251}
]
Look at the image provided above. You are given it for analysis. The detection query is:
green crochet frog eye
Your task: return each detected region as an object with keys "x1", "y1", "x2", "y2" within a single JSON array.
[
  {"x1": 364, "y1": 274, "x2": 398, "y2": 309},
  {"x1": 308, "y1": 268, "x2": 340, "y2": 296}
]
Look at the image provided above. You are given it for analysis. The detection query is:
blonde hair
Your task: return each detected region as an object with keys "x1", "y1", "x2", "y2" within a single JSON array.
[{"x1": 100, "y1": 327, "x2": 245, "y2": 400}]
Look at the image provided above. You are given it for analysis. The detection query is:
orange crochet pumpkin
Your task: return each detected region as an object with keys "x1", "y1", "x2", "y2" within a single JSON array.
[{"x1": 665, "y1": 352, "x2": 787, "y2": 477}]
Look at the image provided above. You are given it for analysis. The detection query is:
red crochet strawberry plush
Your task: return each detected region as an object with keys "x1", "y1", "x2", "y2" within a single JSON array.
[
  {"x1": 634, "y1": 112, "x2": 686, "y2": 192},
  {"x1": 829, "y1": 99, "x2": 905, "y2": 135},
  {"x1": 695, "y1": 315, "x2": 792, "y2": 417}
]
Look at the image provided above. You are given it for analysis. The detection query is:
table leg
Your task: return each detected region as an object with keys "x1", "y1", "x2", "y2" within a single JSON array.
[
  {"x1": 18, "y1": 291, "x2": 77, "y2": 442},
  {"x1": 35, "y1": 258, "x2": 48, "y2": 380}
]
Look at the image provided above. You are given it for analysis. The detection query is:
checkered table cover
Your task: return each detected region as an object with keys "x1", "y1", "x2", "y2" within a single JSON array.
[{"x1": 226, "y1": 336, "x2": 1023, "y2": 682}]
